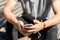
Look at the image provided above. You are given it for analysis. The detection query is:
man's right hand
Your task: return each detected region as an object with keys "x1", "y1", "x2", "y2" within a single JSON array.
[{"x1": 15, "y1": 21, "x2": 32, "y2": 36}]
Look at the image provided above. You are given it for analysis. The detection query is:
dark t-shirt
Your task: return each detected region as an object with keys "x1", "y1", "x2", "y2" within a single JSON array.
[{"x1": 20, "y1": 0, "x2": 54, "y2": 19}]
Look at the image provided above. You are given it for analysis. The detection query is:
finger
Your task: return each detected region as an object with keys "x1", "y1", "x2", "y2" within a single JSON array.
[
  {"x1": 24, "y1": 29, "x2": 34, "y2": 33},
  {"x1": 20, "y1": 30, "x2": 32, "y2": 36},
  {"x1": 33, "y1": 20, "x2": 40, "y2": 24},
  {"x1": 23, "y1": 31, "x2": 32, "y2": 36},
  {"x1": 23, "y1": 30, "x2": 32, "y2": 34},
  {"x1": 20, "y1": 21, "x2": 24, "y2": 25},
  {"x1": 19, "y1": 21, "x2": 24, "y2": 28}
]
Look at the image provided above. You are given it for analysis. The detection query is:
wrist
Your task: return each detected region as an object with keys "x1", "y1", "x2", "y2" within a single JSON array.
[
  {"x1": 42, "y1": 22, "x2": 45, "y2": 29},
  {"x1": 14, "y1": 20, "x2": 21, "y2": 29},
  {"x1": 12, "y1": 20, "x2": 19, "y2": 26},
  {"x1": 15, "y1": 20, "x2": 22, "y2": 26},
  {"x1": 15, "y1": 20, "x2": 23, "y2": 28}
]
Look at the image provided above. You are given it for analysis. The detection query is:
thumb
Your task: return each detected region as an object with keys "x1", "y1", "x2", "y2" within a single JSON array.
[
  {"x1": 19, "y1": 21, "x2": 24, "y2": 27},
  {"x1": 33, "y1": 20, "x2": 40, "y2": 24}
]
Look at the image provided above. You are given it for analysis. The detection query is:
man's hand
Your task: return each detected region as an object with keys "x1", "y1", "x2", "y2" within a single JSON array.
[
  {"x1": 24, "y1": 20, "x2": 44, "y2": 34},
  {"x1": 16, "y1": 21, "x2": 32, "y2": 36}
]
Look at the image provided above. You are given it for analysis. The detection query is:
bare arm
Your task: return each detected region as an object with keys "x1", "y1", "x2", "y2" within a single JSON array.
[
  {"x1": 3, "y1": 0, "x2": 33, "y2": 36},
  {"x1": 44, "y1": 0, "x2": 60, "y2": 28},
  {"x1": 3, "y1": 0, "x2": 19, "y2": 26}
]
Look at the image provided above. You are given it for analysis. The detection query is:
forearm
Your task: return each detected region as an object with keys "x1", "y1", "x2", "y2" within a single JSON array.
[
  {"x1": 43, "y1": 0, "x2": 60, "y2": 28},
  {"x1": 43, "y1": 14, "x2": 60, "y2": 28},
  {"x1": 3, "y1": 9, "x2": 19, "y2": 26},
  {"x1": 3, "y1": 0, "x2": 19, "y2": 26}
]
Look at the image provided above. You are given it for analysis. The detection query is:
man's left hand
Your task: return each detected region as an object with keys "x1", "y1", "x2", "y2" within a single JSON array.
[{"x1": 24, "y1": 20, "x2": 45, "y2": 34}]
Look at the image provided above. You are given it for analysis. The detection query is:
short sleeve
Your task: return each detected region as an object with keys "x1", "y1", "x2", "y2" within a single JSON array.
[
  {"x1": 52, "y1": 0, "x2": 58, "y2": 2},
  {"x1": 14, "y1": 0, "x2": 18, "y2": 2}
]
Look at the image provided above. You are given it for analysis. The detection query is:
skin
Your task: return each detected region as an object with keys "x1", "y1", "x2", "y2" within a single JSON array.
[{"x1": 3, "y1": 0, "x2": 60, "y2": 36}]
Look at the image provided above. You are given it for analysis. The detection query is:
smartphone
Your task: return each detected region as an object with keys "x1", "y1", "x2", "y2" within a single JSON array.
[{"x1": 24, "y1": 24, "x2": 33, "y2": 27}]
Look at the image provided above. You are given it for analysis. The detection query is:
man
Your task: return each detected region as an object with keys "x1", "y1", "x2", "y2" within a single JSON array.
[{"x1": 3, "y1": 0, "x2": 60, "y2": 40}]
